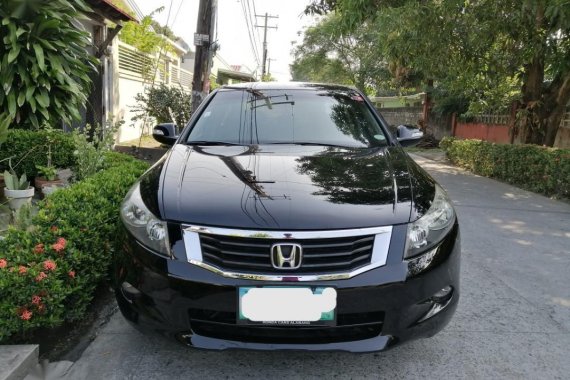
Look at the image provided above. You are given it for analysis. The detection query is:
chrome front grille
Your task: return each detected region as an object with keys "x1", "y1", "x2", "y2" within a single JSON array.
[
  {"x1": 200, "y1": 234, "x2": 375, "y2": 274},
  {"x1": 182, "y1": 225, "x2": 393, "y2": 281}
]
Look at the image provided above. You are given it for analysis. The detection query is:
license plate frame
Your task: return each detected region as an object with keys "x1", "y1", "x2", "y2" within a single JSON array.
[{"x1": 237, "y1": 286, "x2": 337, "y2": 326}]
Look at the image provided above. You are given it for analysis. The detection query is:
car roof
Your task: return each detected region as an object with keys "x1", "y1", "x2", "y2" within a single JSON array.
[{"x1": 220, "y1": 81, "x2": 359, "y2": 92}]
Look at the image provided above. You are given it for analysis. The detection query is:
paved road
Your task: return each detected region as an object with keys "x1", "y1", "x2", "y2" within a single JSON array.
[{"x1": 69, "y1": 155, "x2": 570, "y2": 379}]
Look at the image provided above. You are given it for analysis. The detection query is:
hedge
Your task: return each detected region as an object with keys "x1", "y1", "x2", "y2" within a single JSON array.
[
  {"x1": 440, "y1": 137, "x2": 570, "y2": 199},
  {"x1": 0, "y1": 152, "x2": 149, "y2": 342},
  {"x1": 0, "y1": 129, "x2": 76, "y2": 178}
]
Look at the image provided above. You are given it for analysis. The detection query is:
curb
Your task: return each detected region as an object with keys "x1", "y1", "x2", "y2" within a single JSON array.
[{"x1": 0, "y1": 345, "x2": 39, "y2": 380}]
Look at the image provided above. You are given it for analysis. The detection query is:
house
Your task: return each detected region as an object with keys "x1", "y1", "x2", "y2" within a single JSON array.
[
  {"x1": 115, "y1": 36, "x2": 192, "y2": 142},
  {"x1": 73, "y1": 0, "x2": 138, "y2": 131},
  {"x1": 181, "y1": 53, "x2": 257, "y2": 89}
]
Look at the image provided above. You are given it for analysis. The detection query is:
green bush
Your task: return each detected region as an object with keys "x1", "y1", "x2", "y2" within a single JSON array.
[
  {"x1": 0, "y1": 152, "x2": 149, "y2": 342},
  {"x1": 440, "y1": 137, "x2": 570, "y2": 199},
  {"x1": 0, "y1": 129, "x2": 76, "y2": 177}
]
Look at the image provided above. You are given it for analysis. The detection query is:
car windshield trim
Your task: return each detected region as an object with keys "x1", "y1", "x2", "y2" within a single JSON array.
[
  {"x1": 186, "y1": 140, "x2": 244, "y2": 146},
  {"x1": 267, "y1": 141, "x2": 366, "y2": 149}
]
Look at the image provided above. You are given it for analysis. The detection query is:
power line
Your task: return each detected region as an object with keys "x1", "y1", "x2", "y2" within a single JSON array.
[
  {"x1": 246, "y1": 0, "x2": 261, "y2": 59},
  {"x1": 240, "y1": 0, "x2": 261, "y2": 68},
  {"x1": 241, "y1": 1, "x2": 261, "y2": 67},
  {"x1": 170, "y1": 0, "x2": 184, "y2": 28}
]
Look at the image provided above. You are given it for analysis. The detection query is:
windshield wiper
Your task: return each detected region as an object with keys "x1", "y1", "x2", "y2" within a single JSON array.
[{"x1": 186, "y1": 141, "x2": 244, "y2": 146}]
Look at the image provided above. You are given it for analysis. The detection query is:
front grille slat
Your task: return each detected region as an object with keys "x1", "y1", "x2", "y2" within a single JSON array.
[
  {"x1": 303, "y1": 244, "x2": 373, "y2": 258},
  {"x1": 198, "y1": 232, "x2": 375, "y2": 274},
  {"x1": 301, "y1": 254, "x2": 371, "y2": 269}
]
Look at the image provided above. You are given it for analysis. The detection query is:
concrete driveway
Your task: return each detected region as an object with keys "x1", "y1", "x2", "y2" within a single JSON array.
[{"x1": 70, "y1": 154, "x2": 570, "y2": 379}]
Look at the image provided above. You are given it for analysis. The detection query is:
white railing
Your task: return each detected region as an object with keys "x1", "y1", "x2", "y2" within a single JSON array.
[{"x1": 117, "y1": 41, "x2": 192, "y2": 93}]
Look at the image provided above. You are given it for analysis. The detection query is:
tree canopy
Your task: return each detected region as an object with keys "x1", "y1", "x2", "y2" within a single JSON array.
[
  {"x1": 0, "y1": 0, "x2": 96, "y2": 129},
  {"x1": 291, "y1": 14, "x2": 393, "y2": 94},
  {"x1": 305, "y1": 0, "x2": 570, "y2": 146}
]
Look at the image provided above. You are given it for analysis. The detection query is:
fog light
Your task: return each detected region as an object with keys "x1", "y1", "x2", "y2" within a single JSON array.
[
  {"x1": 416, "y1": 286, "x2": 454, "y2": 324},
  {"x1": 432, "y1": 286, "x2": 453, "y2": 303},
  {"x1": 121, "y1": 281, "x2": 141, "y2": 303}
]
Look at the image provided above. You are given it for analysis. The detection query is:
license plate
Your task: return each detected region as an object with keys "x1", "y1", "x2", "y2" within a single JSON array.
[{"x1": 238, "y1": 287, "x2": 337, "y2": 326}]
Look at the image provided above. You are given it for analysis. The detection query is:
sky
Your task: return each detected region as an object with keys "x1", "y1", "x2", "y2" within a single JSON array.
[{"x1": 135, "y1": 0, "x2": 318, "y2": 81}]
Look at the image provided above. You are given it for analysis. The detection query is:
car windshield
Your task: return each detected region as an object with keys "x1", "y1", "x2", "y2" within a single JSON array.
[{"x1": 186, "y1": 88, "x2": 389, "y2": 148}]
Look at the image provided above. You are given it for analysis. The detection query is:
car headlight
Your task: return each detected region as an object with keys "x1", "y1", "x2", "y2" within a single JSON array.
[
  {"x1": 120, "y1": 183, "x2": 170, "y2": 257},
  {"x1": 405, "y1": 184, "x2": 455, "y2": 259}
]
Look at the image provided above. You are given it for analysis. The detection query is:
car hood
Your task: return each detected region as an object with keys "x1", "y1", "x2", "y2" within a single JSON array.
[{"x1": 147, "y1": 144, "x2": 424, "y2": 230}]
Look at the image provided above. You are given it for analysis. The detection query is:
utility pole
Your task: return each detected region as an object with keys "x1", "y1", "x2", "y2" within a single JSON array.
[
  {"x1": 192, "y1": 0, "x2": 218, "y2": 112},
  {"x1": 255, "y1": 13, "x2": 278, "y2": 79},
  {"x1": 267, "y1": 58, "x2": 275, "y2": 80}
]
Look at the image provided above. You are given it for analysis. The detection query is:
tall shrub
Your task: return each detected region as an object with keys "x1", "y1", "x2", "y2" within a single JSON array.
[{"x1": 0, "y1": 0, "x2": 97, "y2": 129}]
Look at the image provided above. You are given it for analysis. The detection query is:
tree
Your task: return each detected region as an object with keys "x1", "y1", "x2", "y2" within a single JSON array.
[
  {"x1": 306, "y1": 0, "x2": 570, "y2": 146},
  {"x1": 291, "y1": 14, "x2": 391, "y2": 94},
  {"x1": 132, "y1": 84, "x2": 192, "y2": 129},
  {"x1": 0, "y1": 0, "x2": 97, "y2": 129}
]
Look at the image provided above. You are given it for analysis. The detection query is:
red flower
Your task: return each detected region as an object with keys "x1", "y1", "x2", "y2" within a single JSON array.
[
  {"x1": 33, "y1": 244, "x2": 45, "y2": 254},
  {"x1": 52, "y1": 238, "x2": 67, "y2": 253},
  {"x1": 18, "y1": 266, "x2": 27, "y2": 275},
  {"x1": 50, "y1": 226, "x2": 59, "y2": 232},
  {"x1": 68, "y1": 270, "x2": 76, "y2": 279},
  {"x1": 0, "y1": 259, "x2": 7, "y2": 269},
  {"x1": 37, "y1": 304, "x2": 46, "y2": 313},
  {"x1": 32, "y1": 295, "x2": 42, "y2": 305},
  {"x1": 20, "y1": 309, "x2": 32, "y2": 320},
  {"x1": 35, "y1": 272, "x2": 48, "y2": 282},
  {"x1": 43, "y1": 260, "x2": 57, "y2": 271}
]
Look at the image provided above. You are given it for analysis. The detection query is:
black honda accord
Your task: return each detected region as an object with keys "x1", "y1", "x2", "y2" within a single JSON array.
[{"x1": 115, "y1": 82, "x2": 460, "y2": 352}]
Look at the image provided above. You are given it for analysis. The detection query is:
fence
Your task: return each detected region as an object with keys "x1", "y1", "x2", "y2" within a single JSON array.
[
  {"x1": 117, "y1": 41, "x2": 192, "y2": 92},
  {"x1": 377, "y1": 107, "x2": 423, "y2": 127},
  {"x1": 452, "y1": 111, "x2": 570, "y2": 148}
]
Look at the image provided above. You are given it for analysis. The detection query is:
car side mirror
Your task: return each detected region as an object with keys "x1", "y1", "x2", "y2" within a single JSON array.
[
  {"x1": 153, "y1": 123, "x2": 178, "y2": 146},
  {"x1": 396, "y1": 125, "x2": 424, "y2": 147}
]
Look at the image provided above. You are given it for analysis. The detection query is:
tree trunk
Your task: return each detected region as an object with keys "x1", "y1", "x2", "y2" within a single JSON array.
[
  {"x1": 520, "y1": 3, "x2": 547, "y2": 145},
  {"x1": 520, "y1": 54, "x2": 545, "y2": 145},
  {"x1": 543, "y1": 74, "x2": 570, "y2": 146}
]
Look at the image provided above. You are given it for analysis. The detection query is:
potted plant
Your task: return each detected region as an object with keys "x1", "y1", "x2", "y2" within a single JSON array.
[
  {"x1": 34, "y1": 142, "x2": 63, "y2": 193},
  {"x1": 3, "y1": 169, "x2": 34, "y2": 211},
  {"x1": 35, "y1": 164, "x2": 63, "y2": 191}
]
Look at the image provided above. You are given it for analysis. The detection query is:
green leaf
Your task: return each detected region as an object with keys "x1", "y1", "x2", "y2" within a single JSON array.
[
  {"x1": 7, "y1": 45, "x2": 20, "y2": 63},
  {"x1": 29, "y1": 113, "x2": 39, "y2": 128},
  {"x1": 7, "y1": 92, "x2": 16, "y2": 117},
  {"x1": 33, "y1": 43, "x2": 45, "y2": 71},
  {"x1": 48, "y1": 54, "x2": 63, "y2": 72},
  {"x1": 25, "y1": 86, "x2": 35, "y2": 101},
  {"x1": 17, "y1": 91, "x2": 25, "y2": 107},
  {"x1": 16, "y1": 27, "x2": 26, "y2": 38},
  {"x1": 29, "y1": 96, "x2": 36, "y2": 112},
  {"x1": 38, "y1": 106, "x2": 50, "y2": 121},
  {"x1": 35, "y1": 90, "x2": 50, "y2": 108},
  {"x1": 36, "y1": 19, "x2": 60, "y2": 35}
]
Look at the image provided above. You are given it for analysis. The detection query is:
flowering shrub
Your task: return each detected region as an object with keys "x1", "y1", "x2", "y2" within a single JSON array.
[
  {"x1": 0, "y1": 152, "x2": 149, "y2": 342},
  {"x1": 440, "y1": 137, "x2": 570, "y2": 199}
]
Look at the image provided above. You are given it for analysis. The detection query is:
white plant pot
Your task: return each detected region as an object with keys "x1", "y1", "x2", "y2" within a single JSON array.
[
  {"x1": 4, "y1": 187, "x2": 35, "y2": 211},
  {"x1": 41, "y1": 184, "x2": 64, "y2": 197}
]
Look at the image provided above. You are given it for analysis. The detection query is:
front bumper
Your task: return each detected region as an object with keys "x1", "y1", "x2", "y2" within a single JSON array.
[{"x1": 114, "y1": 223, "x2": 460, "y2": 353}]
